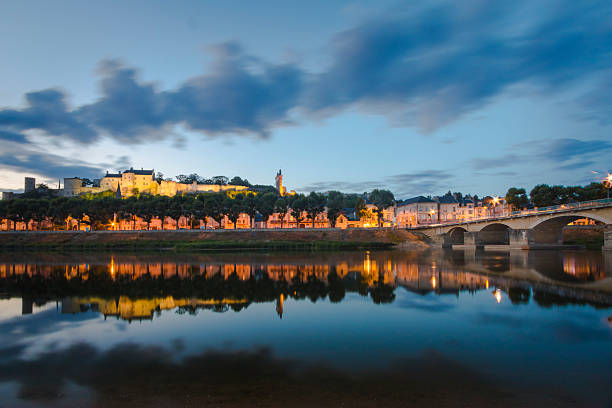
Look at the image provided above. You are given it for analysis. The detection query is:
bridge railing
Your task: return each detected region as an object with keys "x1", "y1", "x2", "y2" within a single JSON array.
[{"x1": 419, "y1": 197, "x2": 612, "y2": 228}]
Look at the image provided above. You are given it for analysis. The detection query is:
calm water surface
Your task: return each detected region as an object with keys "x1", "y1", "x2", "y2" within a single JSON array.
[{"x1": 0, "y1": 249, "x2": 611, "y2": 407}]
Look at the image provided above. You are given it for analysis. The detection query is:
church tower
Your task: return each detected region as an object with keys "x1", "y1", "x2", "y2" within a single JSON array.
[{"x1": 275, "y1": 169, "x2": 285, "y2": 196}]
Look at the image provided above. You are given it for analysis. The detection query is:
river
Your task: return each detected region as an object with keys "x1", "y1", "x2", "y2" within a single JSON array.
[{"x1": 0, "y1": 249, "x2": 610, "y2": 407}]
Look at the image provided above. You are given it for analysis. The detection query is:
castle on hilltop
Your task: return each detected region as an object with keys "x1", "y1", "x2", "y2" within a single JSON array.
[
  {"x1": 63, "y1": 168, "x2": 249, "y2": 197},
  {"x1": 2, "y1": 168, "x2": 294, "y2": 200}
]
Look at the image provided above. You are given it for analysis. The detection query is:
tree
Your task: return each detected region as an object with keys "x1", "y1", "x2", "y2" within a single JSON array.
[
  {"x1": 168, "y1": 195, "x2": 191, "y2": 229},
  {"x1": 505, "y1": 187, "x2": 529, "y2": 211},
  {"x1": 19, "y1": 199, "x2": 36, "y2": 231},
  {"x1": 120, "y1": 196, "x2": 139, "y2": 230},
  {"x1": 256, "y1": 192, "x2": 277, "y2": 228},
  {"x1": 28, "y1": 199, "x2": 49, "y2": 230},
  {"x1": 274, "y1": 197, "x2": 290, "y2": 228},
  {"x1": 530, "y1": 184, "x2": 556, "y2": 207},
  {"x1": 224, "y1": 194, "x2": 244, "y2": 229},
  {"x1": 251, "y1": 184, "x2": 277, "y2": 194},
  {"x1": 229, "y1": 176, "x2": 251, "y2": 187},
  {"x1": 243, "y1": 194, "x2": 258, "y2": 228},
  {"x1": 368, "y1": 189, "x2": 395, "y2": 227},
  {"x1": 205, "y1": 193, "x2": 225, "y2": 228},
  {"x1": 212, "y1": 176, "x2": 229, "y2": 185},
  {"x1": 48, "y1": 197, "x2": 71, "y2": 230},
  {"x1": 67, "y1": 199, "x2": 87, "y2": 230},
  {"x1": 0, "y1": 201, "x2": 9, "y2": 231},
  {"x1": 354, "y1": 197, "x2": 367, "y2": 219},
  {"x1": 290, "y1": 195, "x2": 308, "y2": 228},
  {"x1": 305, "y1": 192, "x2": 326, "y2": 228},
  {"x1": 579, "y1": 182, "x2": 607, "y2": 201},
  {"x1": 192, "y1": 195, "x2": 207, "y2": 229},
  {"x1": 154, "y1": 196, "x2": 172, "y2": 230},
  {"x1": 175, "y1": 173, "x2": 204, "y2": 184},
  {"x1": 7, "y1": 199, "x2": 27, "y2": 230},
  {"x1": 88, "y1": 197, "x2": 118, "y2": 230},
  {"x1": 135, "y1": 196, "x2": 155, "y2": 230},
  {"x1": 326, "y1": 191, "x2": 344, "y2": 228},
  {"x1": 22, "y1": 184, "x2": 55, "y2": 199}
]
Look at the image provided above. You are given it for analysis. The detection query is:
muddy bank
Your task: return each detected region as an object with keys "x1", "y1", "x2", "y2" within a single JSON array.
[{"x1": 0, "y1": 228, "x2": 430, "y2": 251}]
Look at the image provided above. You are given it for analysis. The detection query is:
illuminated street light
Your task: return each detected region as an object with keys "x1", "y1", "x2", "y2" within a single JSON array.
[
  {"x1": 604, "y1": 172, "x2": 612, "y2": 199},
  {"x1": 487, "y1": 196, "x2": 501, "y2": 219}
]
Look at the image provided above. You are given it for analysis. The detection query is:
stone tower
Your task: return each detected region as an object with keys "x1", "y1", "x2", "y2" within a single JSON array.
[
  {"x1": 275, "y1": 169, "x2": 285, "y2": 196},
  {"x1": 24, "y1": 177, "x2": 35, "y2": 193}
]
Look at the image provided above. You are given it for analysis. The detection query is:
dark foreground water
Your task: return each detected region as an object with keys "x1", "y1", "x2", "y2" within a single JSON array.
[{"x1": 0, "y1": 249, "x2": 611, "y2": 408}]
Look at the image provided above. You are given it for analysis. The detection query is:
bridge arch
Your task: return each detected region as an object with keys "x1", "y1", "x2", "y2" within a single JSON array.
[
  {"x1": 477, "y1": 223, "x2": 511, "y2": 245},
  {"x1": 448, "y1": 227, "x2": 467, "y2": 244},
  {"x1": 529, "y1": 214, "x2": 610, "y2": 244}
]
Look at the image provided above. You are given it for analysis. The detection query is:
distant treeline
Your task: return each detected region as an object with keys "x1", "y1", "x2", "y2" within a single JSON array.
[{"x1": 505, "y1": 182, "x2": 608, "y2": 209}]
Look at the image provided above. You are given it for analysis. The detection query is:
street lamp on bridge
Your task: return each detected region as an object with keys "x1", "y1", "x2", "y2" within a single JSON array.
[{"x1": 604, "y1": 172, "x2": 612, "y2": 199}]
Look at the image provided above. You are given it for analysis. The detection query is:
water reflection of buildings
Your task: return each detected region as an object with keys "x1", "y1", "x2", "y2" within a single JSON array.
[
  {"x1": 562, "y1": 253, "x2": 605, "y2": 279},
  {"x1": 395, "y1": 261, "x2": 489, "y2": 295},
  {"x1": 1, "y1": 252, "x2": 607, "y2": 284},
  {"x1": 62, "y1": 296, "x2": 249, "y2": 322},
  {"x1": 2, "y1": 250, "x2": 611, "y2": 320}
]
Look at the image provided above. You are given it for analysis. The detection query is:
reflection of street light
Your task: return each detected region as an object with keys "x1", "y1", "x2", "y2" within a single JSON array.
[{"x1": 493, "y1": 289, "x2": 502, "y2": 303}]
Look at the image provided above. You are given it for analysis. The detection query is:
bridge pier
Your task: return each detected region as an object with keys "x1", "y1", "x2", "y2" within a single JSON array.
[
  {"x1": 460, "y1": 230, "x2": 509, "y2": 249},
  {"x1": 509, "y1": 229, "x2": 533, "y2": 249},
  {"x1": 604, "y1": 226, "x2": 612, "y2": 251},
  {"x1": 463, "y1": 232, "x2": 483, "y2": 249}
]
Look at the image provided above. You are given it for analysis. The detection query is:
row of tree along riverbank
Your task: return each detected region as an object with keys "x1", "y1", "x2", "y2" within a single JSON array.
[{"x1": 0, "y1": 228, "x2": 429, "y2": 252}]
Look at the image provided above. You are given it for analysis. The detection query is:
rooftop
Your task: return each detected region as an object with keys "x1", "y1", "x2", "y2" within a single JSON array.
[
  {"x1": 123, "y1": 167, "x2": 154, "y2": 176},
  {"x1": 398, "y1": 196, "x2": 435, "y2": 205}
]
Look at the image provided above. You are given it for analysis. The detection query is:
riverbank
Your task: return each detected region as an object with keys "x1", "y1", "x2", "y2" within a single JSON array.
[
  {"x1": 563, "y1": 225, "x2": 605, "y2": 249},
  {"x1": 0, "y1": 228, "x2": 430, "y2": 251}
]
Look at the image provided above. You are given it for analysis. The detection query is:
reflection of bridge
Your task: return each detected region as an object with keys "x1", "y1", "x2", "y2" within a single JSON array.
[{"x1": 414, "y1": 199, "x2": 612, "y2": 250}]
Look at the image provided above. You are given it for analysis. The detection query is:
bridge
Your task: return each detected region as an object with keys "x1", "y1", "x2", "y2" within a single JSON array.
[{"x1": 413, "y1": 198, "x2": 612, "y2": 250}]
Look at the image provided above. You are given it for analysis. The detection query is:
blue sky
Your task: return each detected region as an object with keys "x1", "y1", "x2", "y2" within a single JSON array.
[{"x1": 1, "y1": 0, "x2": 611, "y2": 198}]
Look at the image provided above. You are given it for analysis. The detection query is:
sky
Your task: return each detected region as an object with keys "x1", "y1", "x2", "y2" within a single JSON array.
[{"x1": 0, "y1": 0, "x2": 611, "y2": 199}]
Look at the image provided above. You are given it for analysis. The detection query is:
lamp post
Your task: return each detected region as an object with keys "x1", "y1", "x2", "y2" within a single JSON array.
[{"x1": 492, "y1": 196, "x2": 500, "y2": 218}]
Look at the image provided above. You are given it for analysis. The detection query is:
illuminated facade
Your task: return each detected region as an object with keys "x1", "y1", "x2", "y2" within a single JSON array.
[
  {"x1": 274, "y1": 169, "x2": 295, "y2": 196},
  {"x1": 63, "y1": 168, "x2": 248, "y2": 197},
  {"x1": 396, "y1": 196, "x2": 438, "y2": 227}
]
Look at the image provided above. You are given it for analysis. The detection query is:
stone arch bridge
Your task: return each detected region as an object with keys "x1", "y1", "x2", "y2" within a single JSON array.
[{"x1": 413, "y1": 200, "x2": 612, "y2": 250}]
